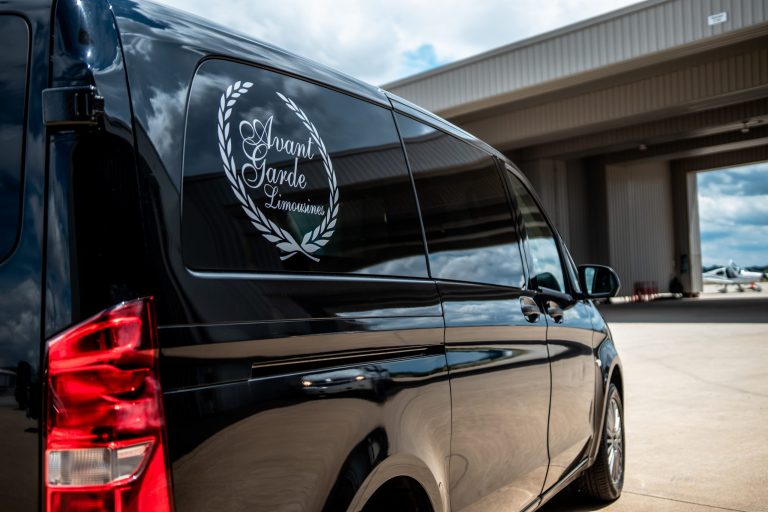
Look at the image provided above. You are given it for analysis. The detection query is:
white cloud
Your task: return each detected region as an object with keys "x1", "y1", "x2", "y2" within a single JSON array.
[
  {"x1": 698, "y1": 195, "x2": 768, "y2": 228},
  {"x1": 152, "y1": 0, "x2": 642, "y2": 85},
  {"x1": 698, "y1": 164, "x2": 768, "y2": 268}
]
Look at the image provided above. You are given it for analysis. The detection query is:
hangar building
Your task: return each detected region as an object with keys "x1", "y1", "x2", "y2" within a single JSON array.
[{"x1": 384, "y1": 0, "x2": 768, "y2": 296}]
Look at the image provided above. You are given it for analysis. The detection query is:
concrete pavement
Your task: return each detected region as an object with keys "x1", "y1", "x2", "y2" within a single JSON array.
[{"x1": 541, "y1": 292, "x2": 768, "y2": 512}]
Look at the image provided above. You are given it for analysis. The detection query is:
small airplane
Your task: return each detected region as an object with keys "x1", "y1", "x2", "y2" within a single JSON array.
[{"x1": 703, "y1": 261, "x2": 765, "y2": 292}]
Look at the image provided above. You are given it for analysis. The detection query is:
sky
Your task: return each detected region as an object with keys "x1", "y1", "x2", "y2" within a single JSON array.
[
  {"x1": 152, "y1": 0, "x2": 642, "y2": 85},
  {"x1": 698, "y1": 163, "x2": 768, "y2": 268}
]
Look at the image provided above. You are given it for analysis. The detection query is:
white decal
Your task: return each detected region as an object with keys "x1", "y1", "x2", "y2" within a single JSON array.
[{"x1": 217, "y1": 81, "x2": 339, "y2": 262}]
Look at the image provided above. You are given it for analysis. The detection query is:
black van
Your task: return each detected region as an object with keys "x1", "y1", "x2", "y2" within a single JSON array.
[{"x1": 0, "y1": 1, "x2": 625, "y2": 511}]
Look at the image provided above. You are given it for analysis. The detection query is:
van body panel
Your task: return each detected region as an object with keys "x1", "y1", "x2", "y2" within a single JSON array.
[
  {"x1": 45, "y1": 0, "x2": 143, "y2": 334},
  {"x1": 590, "y1": 315, "x2": 623, "y2": 464},
  {"x1": 540, "y1": 299, "x2": 596, "y2": 490},
  {"x1": 501, "y1": 166, "x2": 601, "y2": 492},
  {"x1": 0, "y1": 2, "x2": 52, "y2": 511},
  {"x1": 156, "y1": 275, "x2": 450, "y2": 510},
  {"x1": 107, "y1": 4, "x2": 454, "y2": 510},
  {"x1": 0, "y1": 1, "x2": 624, "y2": 510},
  {"x1": 164, "y1": 353, "x2": 450, "y2": 512},
  {"x1": 440, "y1": 282, "x2": 550, "y2": 511}
]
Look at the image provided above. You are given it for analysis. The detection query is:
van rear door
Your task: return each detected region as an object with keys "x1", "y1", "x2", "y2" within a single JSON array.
[{"x1": 0, "y1": 2, "x2": 52, "y2": 510}]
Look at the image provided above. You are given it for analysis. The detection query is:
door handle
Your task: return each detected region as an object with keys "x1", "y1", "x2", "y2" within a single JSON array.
[
  {"x1": 546, "y1": 301, "x2": 564, "y2": 323},
  {"x1": 520, "y1": 296, "x2": 541, "y2": 323}
]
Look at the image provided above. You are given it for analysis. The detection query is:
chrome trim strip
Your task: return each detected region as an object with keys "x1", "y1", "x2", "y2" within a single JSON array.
[{"x1": 187, "y1": 268, "x2": 436, "y2": 284}]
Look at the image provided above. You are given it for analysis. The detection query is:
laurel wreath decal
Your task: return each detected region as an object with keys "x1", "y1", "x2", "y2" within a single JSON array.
[{"x1": 217, "y1": 81, "x2": 339, "y2": 262}]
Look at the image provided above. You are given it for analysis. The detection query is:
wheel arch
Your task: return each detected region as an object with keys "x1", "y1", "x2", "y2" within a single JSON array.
[
  {"x1": 609, "y1": 362, "x2": 624, "y2": 401},
  {"x1": 346, "y1": 453, "x2": 447, "y2": 512},
  {"x1": 589, "y1": 335, "x2": 624, "y2": 463}
]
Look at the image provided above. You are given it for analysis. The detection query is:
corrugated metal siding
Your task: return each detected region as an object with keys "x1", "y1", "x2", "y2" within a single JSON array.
[
  {"x1": 517, "y1": 98, "x2": 768, "y2": 160},
  {"x1": 673, "y1": 144, "x2": 768, "y2": 173},
  {"x1": 386, "y1": 0, "x2": 768, "y2": 114},
  {"x1": 565, "y1": 161, "x2": 591, "y2": 265},
  {"x1": 461, "y1": 44, "x2": 768, "y2": 148},
  {"x1": 606, "y1": 161, "x2": 676, "y2": 293}
]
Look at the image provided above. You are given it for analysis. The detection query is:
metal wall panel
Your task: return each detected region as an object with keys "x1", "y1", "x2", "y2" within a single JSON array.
[
  {"x1": 564, "y1": 160, "x2": 591, "y2": 265},
  {"x1": 687, "y1": 171, "x2": 703, "y2": 293},
  {"x1": 671, "y1": 168, "x2": 704, "y2": 293},
  {"x1": 606, "y1": 161, "x2": 676, "y2": 293},
  {"x1": 385, "y1": 0, "x2": 768, "y2": 115},
  {"x1": 504, "y1": 95, "x2": 765, "y2": 160},
  {"x1": 462, "y1": 44, "x2": 768, "y2": 149},
  {"x1": 673, "y1": 144, "x2": 768, "y2": 173}
]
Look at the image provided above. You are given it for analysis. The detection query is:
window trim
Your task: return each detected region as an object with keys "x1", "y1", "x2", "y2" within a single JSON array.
[
  {"x1": 391, "y1": 110, "x2": 433, "y2": 280},
  {"x1": 396, "y1": 113, "x2": 527, "y2": 291},
  {"x1": 0, "y1": 14, "x2": 31, "y2": 264},
  {"x1": 503, "y1": 163, "x2": 579, "y2": 298},
  {"x1": 180, "y1": 59, "x2": 431, "y2": 279},
  {"x1": 391, "y1": 108, "x2": 504, "y2": 167}
]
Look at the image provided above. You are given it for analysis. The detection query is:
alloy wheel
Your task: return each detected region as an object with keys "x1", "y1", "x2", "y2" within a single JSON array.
[{"x1": 605, "y1": 396, "x2": 624, "y2": 486}]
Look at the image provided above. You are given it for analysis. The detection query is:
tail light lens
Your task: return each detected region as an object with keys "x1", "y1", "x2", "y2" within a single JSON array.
[{"x1": 45, "y1": 298, "x2": 172, "y2": 512}]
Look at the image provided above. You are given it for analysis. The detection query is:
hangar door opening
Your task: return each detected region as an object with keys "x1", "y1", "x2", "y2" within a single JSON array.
[
  {"x1": 606, "y1": 161, "x2": 676, "y2": 296},
  {"x1": 697, "y1": 162, "x2": 768, "y2": 287}
]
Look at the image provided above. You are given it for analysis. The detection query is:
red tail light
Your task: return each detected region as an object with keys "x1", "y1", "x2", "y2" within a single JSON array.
[{"x1": 45, "y1": 298, "x2": 172, "y2": 512}]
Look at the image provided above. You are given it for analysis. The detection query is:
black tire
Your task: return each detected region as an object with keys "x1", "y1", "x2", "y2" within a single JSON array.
[{"x1": 581, "y1": 383, "x2": 624, "y2": 501}]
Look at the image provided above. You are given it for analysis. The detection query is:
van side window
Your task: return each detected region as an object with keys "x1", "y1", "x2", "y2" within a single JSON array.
[
  {"x1": 0, "y1": 16, "x2": 29, "y2": 261},
  {"x1": 397, "y1": 114, "x2": 525, "y2": 288},
  {"x1": 182, "y1": 60, "x2": 428, "y2": 278},
  {"x1": 506, "y1": 172, "x2": 566, "y2": 293}
]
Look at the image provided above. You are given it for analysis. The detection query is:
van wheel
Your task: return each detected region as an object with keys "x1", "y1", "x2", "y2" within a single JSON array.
[{"x1": 581, "y1": 384, "x2": 624, "y2": 501}]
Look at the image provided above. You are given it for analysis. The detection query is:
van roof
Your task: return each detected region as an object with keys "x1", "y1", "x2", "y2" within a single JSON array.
[
  {"x1": 109, "y1": 0, "x2": 390, "y2": 108},
  {"x1": 107, "y1": 0, "x2": 503, "y2": 157}
]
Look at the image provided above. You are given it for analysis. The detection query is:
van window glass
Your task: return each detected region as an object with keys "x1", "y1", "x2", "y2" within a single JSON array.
[
  {"x1": 0, "y1": 16, "x2": 29, "y2": 261},
  {"x1": 506, "y1": 172, "x2": 566, "y2": 292},
  {"x1": 182, "y1": 60, "x2": 428, "y2": 278},
  {"x1": 397, "y1": 114, "x2": 524, "y2": 288}
]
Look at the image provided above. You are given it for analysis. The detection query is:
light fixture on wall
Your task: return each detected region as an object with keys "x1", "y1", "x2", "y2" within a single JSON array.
[
  {"x1": 740, "y1": 121, "x2": 750, "y2": 134},
  {"x1": 638, "y1": 144, "x2": 648, "y2": 151}
]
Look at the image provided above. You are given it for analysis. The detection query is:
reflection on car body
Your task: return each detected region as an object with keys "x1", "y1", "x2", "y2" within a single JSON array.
[
  {"x1": 0, "y1": 1, "x2": 625, "y2": 511},
  {"x1": 301, "y1": 366, "x2": 389, "y2": 397}
]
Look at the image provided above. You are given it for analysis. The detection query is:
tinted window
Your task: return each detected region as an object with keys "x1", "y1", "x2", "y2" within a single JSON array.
[
  {"x1": 398, "y1": 114, "x2": 524, "y2": 288},
  {"x1": 182, "y1": 60, "x2": 427, "y2": 277},
  {"x1": 0, "y1": 16, "x2": 29, "y2": 261},
  {"x1": 506, "y1": 171, "x2": 566, "y2": 292}
]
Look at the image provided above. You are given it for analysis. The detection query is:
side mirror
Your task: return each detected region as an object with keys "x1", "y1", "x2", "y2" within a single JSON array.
[
  {"x1": 578, "y1": 264, "x2": 621, "y2": 299},
  {"x1": 535, "y1": 271, "x2": 561, "y2": 292}
]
